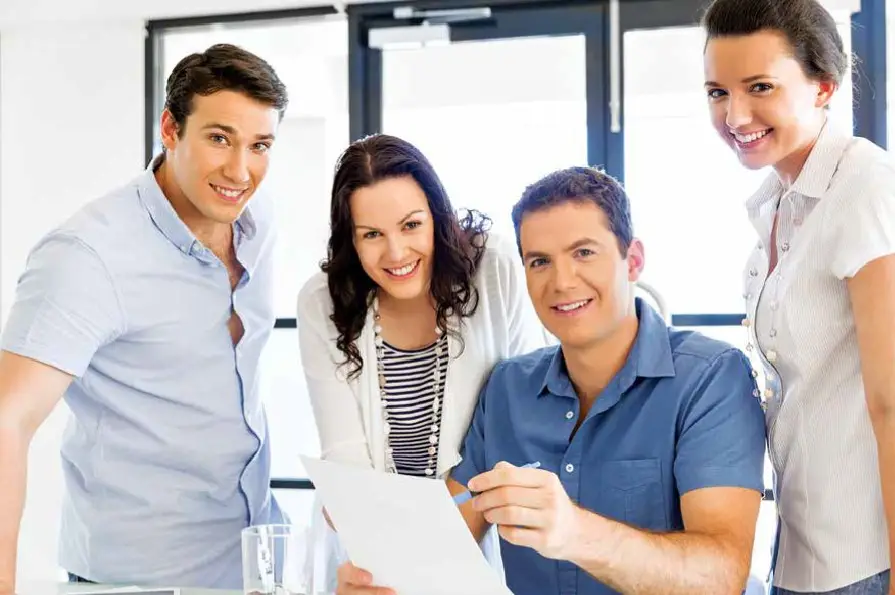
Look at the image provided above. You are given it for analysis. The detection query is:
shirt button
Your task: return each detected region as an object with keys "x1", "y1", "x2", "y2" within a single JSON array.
[
  {"x1": 763, "y1": 388, "x2": 774, "y2": 399},
  {"x1": 565, "y1": 464, "x2": 575, "y2": 473},
  {"x1": 767, "y1": 350, "x2": 778, "y2": 363},
  {"x1": 565, "y1": 411, "x2": 574, "y2": 420},
  {"x1": 781, "y1": 241, "x2": 790, "y2": 252},
  {"x1": 749, "y1": 268, "x2": 758, "y2": 277}
]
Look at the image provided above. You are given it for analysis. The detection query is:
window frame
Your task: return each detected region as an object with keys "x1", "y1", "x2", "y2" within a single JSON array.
[{"x1": 145, "y1": 0, "x2": 888, "y2": 501}]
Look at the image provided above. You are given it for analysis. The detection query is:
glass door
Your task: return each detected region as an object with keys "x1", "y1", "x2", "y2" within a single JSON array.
[{"x1": 349, "y1": 2, "x2": 606, "y2": 233}]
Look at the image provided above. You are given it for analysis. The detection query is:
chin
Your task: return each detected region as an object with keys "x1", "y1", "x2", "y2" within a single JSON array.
[
  {"x1": 738, "y1": 155, "x2": 772, "y2": 171},
  {"x1": 379, "y1": 281, "x2": 427, "y2": 302}
]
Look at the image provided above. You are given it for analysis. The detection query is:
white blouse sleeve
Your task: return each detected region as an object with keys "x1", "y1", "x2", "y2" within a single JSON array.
[
  {"x1": 828, "y1": 162, "x2": 895, "y2": 279},
  {"x1": 297, "y1": 275, "x2": 373, "y2": 469}
]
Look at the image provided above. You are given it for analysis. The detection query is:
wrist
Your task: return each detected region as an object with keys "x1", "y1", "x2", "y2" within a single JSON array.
[{"x1": 564, "y1": 506, "x2": 614, "y2": 566}]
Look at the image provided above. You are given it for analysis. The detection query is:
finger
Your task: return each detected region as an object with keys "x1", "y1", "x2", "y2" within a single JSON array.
[
  {"x1": 472, "y1": 485, "x2": 548, "y2": 513},
  {"x1": 336, "y1": 564, "x2": 396, "y2": 595},
  {"x1": 496, "y1": 524, "x2": 541, "y2": 550},
  {"x1": 468, "y1": 462, "x2": 549, "y2": 492},
  {"x1": 482, "y1": 504, "x2": 547, "y2": 529}
]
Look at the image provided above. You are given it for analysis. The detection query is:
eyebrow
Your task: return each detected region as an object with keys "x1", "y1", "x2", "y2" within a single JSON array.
[
  {"x1": 201, "y1": 122, "x2": 276, "y2": 141},
  {"x1": 704, "y1": 74, "x2": 775, "y2": 87},
  {"x1": 355, "y1": 209, "x2": 426, "y2": 231},
  {"x1": 522, "y1": 237, "x2": 600, "y2": 261}
]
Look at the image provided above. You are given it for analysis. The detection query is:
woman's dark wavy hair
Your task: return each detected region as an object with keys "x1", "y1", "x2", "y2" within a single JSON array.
[{"x1": 321, "y1": 134, "x2": 491, "y2": 378}]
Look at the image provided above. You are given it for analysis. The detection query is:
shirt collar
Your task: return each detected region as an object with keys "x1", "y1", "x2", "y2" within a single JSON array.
[
  {"x1": 137, "y1": 154, "x2": 258, "y2": 261},
  {"x1": 746, "y1": 118, "x2": 854, "y2": 215},
  {"x1": 540, "y1": 298, "x2": 676, "y2": 403}
]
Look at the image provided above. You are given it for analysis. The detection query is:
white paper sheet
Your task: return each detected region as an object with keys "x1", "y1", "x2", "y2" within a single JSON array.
[{"x1": 300, "y1": 456, "x2": 512, "y2": 595}]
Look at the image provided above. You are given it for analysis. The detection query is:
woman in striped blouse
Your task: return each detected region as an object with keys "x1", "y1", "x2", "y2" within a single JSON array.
[
  {"x1": 703, "y1": 0, "x2": 894, "y2": 593},
  {"x1": 297, "y1": 133, "x2": 547, "y2": 586}
]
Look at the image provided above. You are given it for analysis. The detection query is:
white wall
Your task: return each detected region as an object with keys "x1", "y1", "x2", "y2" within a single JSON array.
[{"x1": 1, "y1": 18, "x2": 145, "y2": 587}]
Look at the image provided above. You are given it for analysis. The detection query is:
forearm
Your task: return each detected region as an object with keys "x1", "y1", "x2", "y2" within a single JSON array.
[
  {"x1": 0, "y1": 425, "x2": 29, "y2": 594},
  {"x1": 567, "y1": 508, "x2": 748, "y2": 595},
  {"x1": 870, "y1": 407, "x2": 895, "y2": 573}
]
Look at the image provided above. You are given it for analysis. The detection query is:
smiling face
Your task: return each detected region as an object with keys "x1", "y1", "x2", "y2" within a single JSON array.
[
  {"x1": 703, "y1": 29, "x2": 835, "y2": 176},
  {"x1": 519, "y1": 200, "x2": 644, "y2": 351},
  {"x1": 350, "y1": 175, "x2": 436, "y2": 303},
  {"x1": 157, "y1": 89, "x2": 279, "y2": 227}
]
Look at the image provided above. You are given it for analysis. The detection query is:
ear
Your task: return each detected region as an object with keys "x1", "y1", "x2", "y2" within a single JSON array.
[
  {"x1": 626, "y1": 238, "x2": 645, "y2": 282},
  {"x1": 159, "y1": 109, "x2": 181, "y2": 152},
  {"x1": 815, "y1": 79, "x2": 838, "y2": 109}
]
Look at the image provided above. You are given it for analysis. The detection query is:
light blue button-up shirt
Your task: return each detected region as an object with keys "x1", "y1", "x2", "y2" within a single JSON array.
[{"x1": 1, "y1": 160, "x2": 283, "y2": 588}]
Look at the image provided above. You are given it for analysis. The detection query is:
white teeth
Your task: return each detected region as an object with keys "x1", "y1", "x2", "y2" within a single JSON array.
[
  {"x1": 387, "y1": 261, "x2": 418, "y2": 277},
  {"x1": 734, "y1": 129, "x2": 770, "y2": 144},
  {"x1": 212, "y1": 184, "x2": 245, "y2": 198},
  {"x1": 556, "y1": 300, "x2": 590, "y2": 312}
]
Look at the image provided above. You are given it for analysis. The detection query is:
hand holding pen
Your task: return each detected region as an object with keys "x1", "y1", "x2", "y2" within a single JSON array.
[{"x1": 462, "y1": 460, "x2": 582, "y2": 561}]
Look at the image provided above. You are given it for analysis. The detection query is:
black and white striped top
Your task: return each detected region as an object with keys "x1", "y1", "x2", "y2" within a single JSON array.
[{"x1": 381, "y1": 334, "x2": 448, "y2": 477}]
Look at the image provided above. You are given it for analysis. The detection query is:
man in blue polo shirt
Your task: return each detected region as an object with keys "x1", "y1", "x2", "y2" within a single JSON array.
[
  {"x1": 338, "y1": 167, "x2": 766, "y2": 594},
  {"x1": 0, "y1": 44, "x2": 287, "y2": 592}
]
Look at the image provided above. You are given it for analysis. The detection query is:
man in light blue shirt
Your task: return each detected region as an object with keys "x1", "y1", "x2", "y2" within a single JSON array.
[
  {"x1": 339, "y1": 167, "x2": 766, "y2": 595},
  {"x1": 0, "y1": 44, "x2": 288, "y2": 591}
]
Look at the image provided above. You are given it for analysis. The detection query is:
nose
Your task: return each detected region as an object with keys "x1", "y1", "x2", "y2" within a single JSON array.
[
  {"x1": 551, "y1": 257, "x2": 578, "y2": 291},
  {"x1": 725, "y1": 94, "x2": 752, "y2": 130},
  {"x1": 223, "y1": 149, "x2": 250, "y2": 185},
  {"x1": 385, "y1": 235, "x2": 406, "y2": 262}
]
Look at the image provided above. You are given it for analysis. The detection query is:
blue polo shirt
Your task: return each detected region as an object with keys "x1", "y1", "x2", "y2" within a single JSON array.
[{"x1": 452, "y1": 299, "x2": 766, "y2": 595}]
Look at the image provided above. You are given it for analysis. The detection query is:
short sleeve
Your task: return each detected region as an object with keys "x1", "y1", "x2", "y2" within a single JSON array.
[
  {"x1": 674, "y1": 349, "x2": 766, "y2": 496},
  {"x1": 1, "y1": 233, "x2": 125, "y2": 377},
  {"x1": 450, "y1": 366, "x2": 496, "y2": 487},
  {"x1": 828, "y1": 168, "x2": 895, "y2": 279}
]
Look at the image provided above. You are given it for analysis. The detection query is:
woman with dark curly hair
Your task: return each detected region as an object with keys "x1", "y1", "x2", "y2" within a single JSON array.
[{"x1": 297, "y1": 133, "x2": 546, "y2": 583}]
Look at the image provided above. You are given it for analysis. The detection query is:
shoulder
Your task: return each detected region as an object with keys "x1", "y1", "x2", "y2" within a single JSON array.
[
  {"x1": 474, "y1": 232, "x2": 522, "y2": 290},
  {"x1": 297, "y1": 270, "x2": 333, "y2": 319},
  {"x1": 667, "y1": 327, "x2": 752, "y2": 381},
  {"x1": 486, "y1": 345, "x2": 557, "y2": 389},
  {"x1": 832, "y1": 136, "x2": 895, "y2": 191},
  {"x1": 30, "y1": 177, "x2": 146, "y2": 270}
]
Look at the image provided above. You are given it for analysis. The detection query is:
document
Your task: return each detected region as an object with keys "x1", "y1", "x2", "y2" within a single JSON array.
[{"x1": 301, "y1": 456, "x2": 512, "y2": 595}]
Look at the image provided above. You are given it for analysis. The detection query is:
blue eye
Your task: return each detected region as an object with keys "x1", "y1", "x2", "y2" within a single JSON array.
[
  {"x1": 253, "y1": 142, "x2": 272, "y2": 153},
  {"x1": 575, "y1": 248, "x2": 595, "y2": 258},
  {"x1": 707, "y1": 88, "x2": 727, "y2": 100},
  {"x1": 528, "y1": 257, "x2": 548, "y2": 269}
]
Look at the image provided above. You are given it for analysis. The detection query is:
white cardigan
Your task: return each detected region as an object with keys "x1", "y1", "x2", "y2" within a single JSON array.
[{"x1": 297, "y1": 233, "x2": 548, "y2": 478}]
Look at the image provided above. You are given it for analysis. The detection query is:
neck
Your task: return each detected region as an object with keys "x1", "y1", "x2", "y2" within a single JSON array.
[
  {"x1": 773, "y1": 116, "x2": 826, "y2": 188},
  {"x1": 376, "y1": 287, "x2": 435, "y2": 316},
  {"x1": 562, "y1": 313, "x2": 639, "y2": 410},
  {"x1": 154, "y1": 160, "x2": 233, "y2": 254}
]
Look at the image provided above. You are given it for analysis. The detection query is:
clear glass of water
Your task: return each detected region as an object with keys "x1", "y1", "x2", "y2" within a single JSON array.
[{"x1": 241, "y1": 524, "x2": 309, "y2": 595}]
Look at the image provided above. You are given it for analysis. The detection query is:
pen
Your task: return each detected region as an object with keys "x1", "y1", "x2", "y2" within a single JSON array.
[{"x1": 452, "y1": 461, "x2": 541, "y2": 506}]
